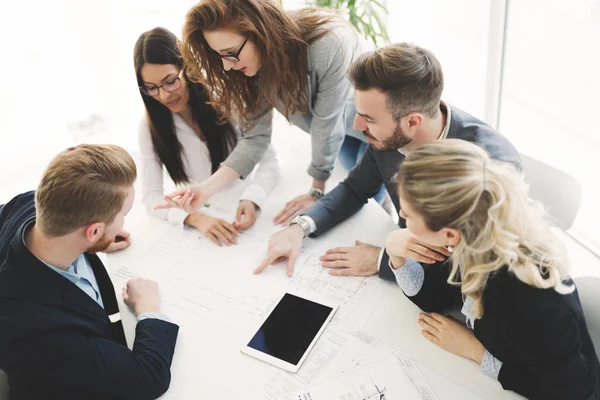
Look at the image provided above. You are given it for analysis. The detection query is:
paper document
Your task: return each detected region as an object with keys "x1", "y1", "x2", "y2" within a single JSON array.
[{"x1": 297, "y1": 349, "x2": 438, "y2": 400}]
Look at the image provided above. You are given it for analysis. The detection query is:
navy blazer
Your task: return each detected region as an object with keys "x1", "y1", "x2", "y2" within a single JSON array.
[
  {"x1": 0, "y1": 192, "x2": 179, "y2": 400},
  {"x1": 409, "y1": 263, "x2": 600, "y2": 400}
]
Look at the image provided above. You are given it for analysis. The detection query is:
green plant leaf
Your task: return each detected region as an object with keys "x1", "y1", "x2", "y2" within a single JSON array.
[{"x1": 309, "y1": 0, "x2": 389, "y2": 46}]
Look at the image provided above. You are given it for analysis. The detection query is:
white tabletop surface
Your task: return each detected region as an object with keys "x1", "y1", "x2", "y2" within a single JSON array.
[{"x1": 106, "y1": 164, "x2": 523, "y2": 400}]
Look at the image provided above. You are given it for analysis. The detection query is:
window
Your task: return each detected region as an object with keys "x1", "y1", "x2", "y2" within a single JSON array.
[{"x1": 499, "y1": 0, "x2": 600, "y2": 251}]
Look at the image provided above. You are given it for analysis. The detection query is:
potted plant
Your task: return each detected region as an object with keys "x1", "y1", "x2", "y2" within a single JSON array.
[{"x1": 310, "y1": 0, "x2": 390, "y2": 46}]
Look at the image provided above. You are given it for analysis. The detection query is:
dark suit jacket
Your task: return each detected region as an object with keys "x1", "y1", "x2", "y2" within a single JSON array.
[
  {"x1": 409, "y1": 263, "x2": 600, "y2": 400},
  {"x1": 304, "y1": 104, "x2": 522, "y2": 280},
  {"x1": 0, "y1": 191, "x2": 179, "y2": 400}
]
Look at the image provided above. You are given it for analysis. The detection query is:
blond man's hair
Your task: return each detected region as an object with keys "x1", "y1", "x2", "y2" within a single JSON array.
[
  {"x1": 396, "y1": 139, "x2": 573, "y2": 319},
  {"x1": 35, "y1": 144, "x2": 137, "y2": 237},
  {"x1": 349, "y1": 42, "x2": 444, "y2": 121}
]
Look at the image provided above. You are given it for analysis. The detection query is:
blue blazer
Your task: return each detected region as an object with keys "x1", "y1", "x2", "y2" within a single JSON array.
[{"x1": 0, "y1": 192, "x2": 179, "y2": 400}]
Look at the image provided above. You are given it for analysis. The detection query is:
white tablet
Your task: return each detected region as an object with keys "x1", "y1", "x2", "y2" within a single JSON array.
[{"x1": 241, "y1": 291, "x2": 338, "y2": 373}]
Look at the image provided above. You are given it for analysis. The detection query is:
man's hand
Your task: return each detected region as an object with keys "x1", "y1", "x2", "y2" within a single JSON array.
[
  {"x1": 185, "y1": 213, "x2": 240, "y2": 247},
  {"x1": 418, "y1": 312, "x2": 486, "y2": 363},
  {"x1": 320, "y1": 240, "x2": 381, "y2": 276},
  {"x1": 122, "y1": 278, "x2": 161, "y2": 316},
  {"x1": 255, "y1": 225, "x2": 304, "y2": 277},
  {"x1": 233, "y1": 200, "x2": 258, "y2": 231},
  {"x1": 104, "y1": 230, "x2": 131, "y2": 253},
  {"x1": 386, "y1": 229, "x2": 450, "y2": 265},
  {"x1": 273, "y1": 193, "x2": 316, "y2": 225}
]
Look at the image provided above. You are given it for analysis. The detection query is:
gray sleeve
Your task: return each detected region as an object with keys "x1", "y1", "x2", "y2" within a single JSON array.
[
  {"x1": 306, "y1": 28, "x2": 365, "y2": 181},
  {"x1": 137, "y1": 312, "x2": 171, "y2": 323},
  {"x1": 481, "y1": 350, "x2": 503, "y2": 380},
  {"x1": 391, "y1": 258, "x2": 425, "y2": 296},
  {"x1": 221, "y1": 108, "x2": 273, "y2": 178}
]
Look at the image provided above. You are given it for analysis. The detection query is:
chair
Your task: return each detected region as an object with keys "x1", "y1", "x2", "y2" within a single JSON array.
[
  {"x1": 574, "y1": 276, "x2": 600, "y2": 360},
  {"x1": 0, "y1": 369, "x2": 8, "y2": 400},
  {"x1": 521, "y1": 154, "x2": 582, "y2": 231}
]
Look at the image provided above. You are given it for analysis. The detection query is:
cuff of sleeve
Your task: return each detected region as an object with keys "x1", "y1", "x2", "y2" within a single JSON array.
[
  {"x1": 300, "y1": 215, "x2": 317, "y2": 235},
  {"x1": 391, "y1": 258, "x2": 425, "y2": 296},
  {"x1": 137, "y1": 312, "x2": 171, "y2": 323},
  {"x1": 307, "y1": 164, "x2": 332, "y2": 182},
  {"x1": 222, "y1": 157, "x2": 253, "y2": 179},
  {"x1": 167, "y1": 207, "x2": 189, "y2": 227},
  {"x1": 240, "y1": 184, "x2": 267, "y2": 210},
  {"x1": 376, "y1": 248, "x2": 385, "y2": 272},
  {"x1": 481, "y1": 350, "x2": 503, "y2": 380}
]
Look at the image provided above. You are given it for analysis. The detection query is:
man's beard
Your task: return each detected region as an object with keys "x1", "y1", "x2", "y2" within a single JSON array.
[
  {"x1": 87, "y1": 233, "x2": 114, "y2": 253},
  {"x1": 364, "y1": 123, "x2": 412, "y2": 151}
]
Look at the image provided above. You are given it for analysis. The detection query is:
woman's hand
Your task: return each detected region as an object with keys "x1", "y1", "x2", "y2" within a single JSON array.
[
  {"x1": 273, "y1": 193, "x2": 316, "y2": 225},
  {"x1": 185, "y1": 212, "x2": 240, "y2": 247},
  {"x1": 386, "y1": 229, "x2": 451, "y2": 265},
  {"x1": 155, "y1": 187, "x2": 209, "y2": 214},
  {"x1": 234, "y1": 200, "x2": 259, "y2": 231},
  {"x1": 155, "y1": 167, "x2": 242, "y2": 213},
  {"x1": 418, "y1": 312, "x2": 486, "y2": 363}
]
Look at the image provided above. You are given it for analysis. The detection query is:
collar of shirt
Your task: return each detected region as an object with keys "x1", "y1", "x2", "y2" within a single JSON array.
[
  {"x1": 21, "y1": 220, "x2": 104, "y2": 308},
  {"x1": 397, "y1": 101, "x2": 452, "y2": 155}
]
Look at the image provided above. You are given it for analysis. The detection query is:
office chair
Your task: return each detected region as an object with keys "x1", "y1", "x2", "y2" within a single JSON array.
[
  {"x1": 574, "y1": 276, "x2": 600, "y2": 359},
  {"x1": 521, "y1": 154, "x2": 582, "y2": 231},
  {"x1": 0, "y1": 369, "x2": 8, "y2": 400}
]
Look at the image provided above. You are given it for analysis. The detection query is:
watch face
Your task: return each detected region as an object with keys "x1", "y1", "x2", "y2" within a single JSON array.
[{"x1": 309, "y1": 188, "x2": 323, "y2": 199}]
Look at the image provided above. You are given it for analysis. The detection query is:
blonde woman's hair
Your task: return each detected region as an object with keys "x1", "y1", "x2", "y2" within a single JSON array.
[
  {"x1": 396, "y1": 139, "x2": 573, "y2": 319},
  {"x1": 35, "y1": 144, "x2": 137, "y2": 237}
]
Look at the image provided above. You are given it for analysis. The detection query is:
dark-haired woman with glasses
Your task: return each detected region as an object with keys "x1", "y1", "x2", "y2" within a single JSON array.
[
  {"x1": 135, "y1": 27, "x2": 279, "y2": 247},
  {"x1": 157, "y1": 0, "x2": 386, "y2": 225}
]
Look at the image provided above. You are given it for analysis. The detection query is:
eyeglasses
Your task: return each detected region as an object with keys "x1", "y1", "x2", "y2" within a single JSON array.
[
  {"x1": 139, "y1": 71, "x2": 183, "y2": 96},
  {"x1": 217, "y1": 39, "x2": 248, "y2": 63}
]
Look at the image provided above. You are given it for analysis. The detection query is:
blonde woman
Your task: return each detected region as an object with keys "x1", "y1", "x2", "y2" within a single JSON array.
[{"x1": 386, "y1": 139, "x2": 599, "y2": 400}]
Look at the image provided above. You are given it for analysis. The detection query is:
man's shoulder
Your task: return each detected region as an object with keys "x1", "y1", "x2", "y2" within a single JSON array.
[
  {"x1": 0, "y1": 191, "x2": 35, "y2": 226},
  {"x1": 448, "y1": 106, "x2": 522, "y2": 170},
  {"x1": 0, "y1": 191, "x2": 36, "y2": 260}
]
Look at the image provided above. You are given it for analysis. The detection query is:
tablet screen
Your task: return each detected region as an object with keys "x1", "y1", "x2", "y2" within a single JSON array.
[{"x1": 247, "y1": 293, "x2": 334, "y2": 366}]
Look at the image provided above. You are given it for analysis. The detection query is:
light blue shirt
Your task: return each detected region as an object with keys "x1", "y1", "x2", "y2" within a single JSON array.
[{"x1": 44, "y1": 253, "x2": 105, "y2": 308}]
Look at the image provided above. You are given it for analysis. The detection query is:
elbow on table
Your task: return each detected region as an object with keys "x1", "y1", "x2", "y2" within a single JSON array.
[{"x1": 131, "y1": 369, "x2": 173, "y2": 400}]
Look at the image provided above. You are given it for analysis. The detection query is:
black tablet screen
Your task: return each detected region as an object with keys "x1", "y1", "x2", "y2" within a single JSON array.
[{"x1": 247, "y1": 293, "x2": 333, "y2": 365}]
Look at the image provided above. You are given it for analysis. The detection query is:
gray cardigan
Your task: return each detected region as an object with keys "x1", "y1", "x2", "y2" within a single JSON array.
[{"x1": 221, "y1": 22, "x2": 372, "y2": 182}]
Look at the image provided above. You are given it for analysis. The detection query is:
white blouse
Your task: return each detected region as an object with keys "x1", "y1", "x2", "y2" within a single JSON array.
[{"x1": 138, "y1": 113, "x2": 279, "y2": 226}]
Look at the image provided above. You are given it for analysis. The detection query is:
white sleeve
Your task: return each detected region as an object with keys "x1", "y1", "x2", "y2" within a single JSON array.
[
  {"x1": 240, "y1": 143, "x2": 279, "y2": 209},
  {"x1": 137, "y1": 118, "x2": 188, "y2": 226}
]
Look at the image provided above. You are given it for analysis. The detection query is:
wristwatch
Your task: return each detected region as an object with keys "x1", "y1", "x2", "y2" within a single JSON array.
[
  {"x1": 308, "y1": 187, "x2": 324, "y2": 201},
  {"x1": 289, "y1": 215, "x2": 312, "y2": 238}
]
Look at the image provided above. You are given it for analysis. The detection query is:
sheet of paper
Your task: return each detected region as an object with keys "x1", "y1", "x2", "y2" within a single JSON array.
[
  {"x1": 238, "y1": 322, "x2": 394, "y2": 400},
  {"x1": 288, "y1": 249, "x2": 386, "y2": 329},
  {"x1": 297, "y1": 349, "x2": 438, "y2": 400},
  {"x1": 106, "y1": 215, "x2": 396, "y2": 399}
]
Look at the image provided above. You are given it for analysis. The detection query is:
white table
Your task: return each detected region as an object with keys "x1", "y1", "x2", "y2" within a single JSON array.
[{"x1": 106, "y1": 169, "x2": 523, "y2": 400}]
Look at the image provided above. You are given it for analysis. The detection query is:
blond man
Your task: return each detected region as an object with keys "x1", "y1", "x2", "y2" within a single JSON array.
[{"x1": 0, "y1": 144, "x2": 178, "y2": 400}]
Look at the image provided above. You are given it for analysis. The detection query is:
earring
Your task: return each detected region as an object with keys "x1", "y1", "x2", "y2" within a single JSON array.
[{"x1": 446, "y1": 245, "x2": 454, "y2": 253}]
